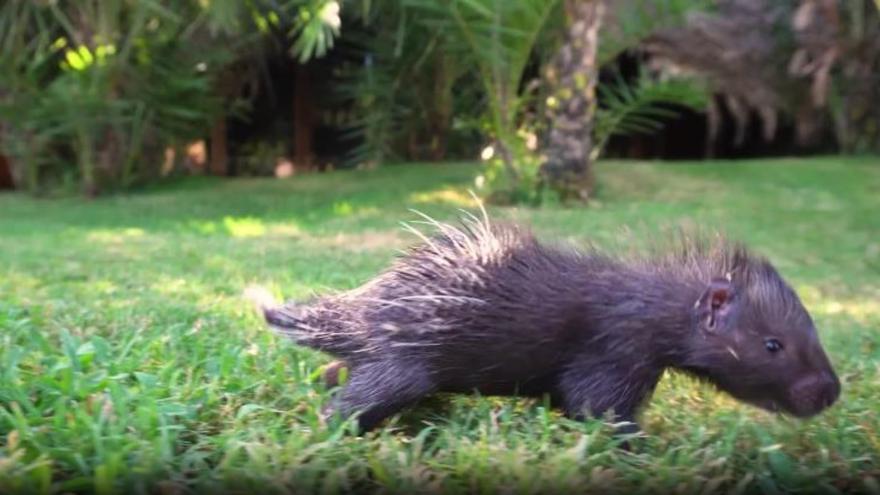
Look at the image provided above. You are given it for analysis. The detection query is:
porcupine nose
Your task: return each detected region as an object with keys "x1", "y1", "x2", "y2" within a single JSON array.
[
  {"x1": 819, "y1": 371, "x2": 841, "y2": 409},
  {"x1": 789, "y1": 371, "x2": 840, "y2": 417}
]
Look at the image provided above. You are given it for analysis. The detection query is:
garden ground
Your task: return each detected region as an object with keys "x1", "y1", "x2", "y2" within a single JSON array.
[{"x1": 1, "y1": 157, "x2": 879, "y2": 494}]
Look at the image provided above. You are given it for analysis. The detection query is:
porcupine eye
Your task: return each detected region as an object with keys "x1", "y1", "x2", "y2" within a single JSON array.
[{"x1": 764, "y1": 338, "x2": 783, "y2": 353}]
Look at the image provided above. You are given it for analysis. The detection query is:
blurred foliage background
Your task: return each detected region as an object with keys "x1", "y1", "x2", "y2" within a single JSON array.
[{"x1": 0, "y1": 0, "x2": 877, "y2": 201}]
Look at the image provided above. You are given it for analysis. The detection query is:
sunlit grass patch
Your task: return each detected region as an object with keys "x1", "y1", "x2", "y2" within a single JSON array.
[
  {"x1": 409, "y1": 187, "x2": 480, "y2": 208},
  {"x1": 816, "y1": 298, "x2": 880, "y2": 325},
  {"x1": 222, "y1": 216, "x2": 268, "y2": 238},
  {"x1": 86, "y1": 227, "x2": 147, "y2": 243}
]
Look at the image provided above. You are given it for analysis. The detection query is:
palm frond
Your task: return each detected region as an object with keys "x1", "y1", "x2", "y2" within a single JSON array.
[
  {"x1": 600, "y1": 0, "x2": 715, "y2": 66},
  {"x1": 290, "y1": 0, "x2": 342, "y2": 63},
  {"x1": 594, "y1": 71, "x2": 709, "y2": 157}
]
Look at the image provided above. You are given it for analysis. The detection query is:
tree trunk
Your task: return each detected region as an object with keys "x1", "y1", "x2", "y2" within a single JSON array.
[
  {"x1": 427, "y1": 53, "x2": 455, "y2": 161},
  {"x1": 540, "y1": 0, "x2": 604, "y2": 204},
  {"x1": 77, "y1": 127, "x2": 98, "y2": 197},
  {"x1": 96, "y1": 127, "x2": 124, "y2": 189},
  {"x1": 0, "y1": 125, "x2": 13, "y2": 189},
  {"x1": 0, "y1": 153, "x2": 13, "y2": 189},
  {"x1": 293, "y1": 63, "x2": 315, "y2": 172},
  {"x1": 209, "y1": 117, "x2": 228, "y2": 176}
]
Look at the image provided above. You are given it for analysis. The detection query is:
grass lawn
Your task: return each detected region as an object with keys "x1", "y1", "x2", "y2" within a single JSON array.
[{"x1": 1, "y1": 157, "x2": 879, "y2": 494}]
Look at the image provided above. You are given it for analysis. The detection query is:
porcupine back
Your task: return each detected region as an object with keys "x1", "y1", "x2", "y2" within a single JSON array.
[{"x1": 264, "y1": 212, "x2": 602, "y2": 366}]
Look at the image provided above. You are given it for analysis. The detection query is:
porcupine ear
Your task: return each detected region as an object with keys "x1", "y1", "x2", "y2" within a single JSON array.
[{"x1": 695, "y1": 277, "x2": 736, "y2": 334}]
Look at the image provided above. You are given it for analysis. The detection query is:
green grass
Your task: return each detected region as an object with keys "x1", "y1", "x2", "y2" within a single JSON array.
[{"x1": 1, "y1": 157, "x2": 879, "y2": 494}]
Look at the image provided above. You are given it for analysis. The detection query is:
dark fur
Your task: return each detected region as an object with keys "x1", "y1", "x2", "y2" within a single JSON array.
[{"x1": 264, "y1": 214, "x2": 840, "y2": 432}]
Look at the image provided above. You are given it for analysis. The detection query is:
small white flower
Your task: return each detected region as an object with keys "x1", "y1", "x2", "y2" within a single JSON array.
[{"x1": 480, "y1": 145, "x2": 495, "y2": 161}]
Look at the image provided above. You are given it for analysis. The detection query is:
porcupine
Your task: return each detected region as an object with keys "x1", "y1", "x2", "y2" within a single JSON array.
[{"x1": 261, "y1": 209, "x2": 840, "y2": 433}]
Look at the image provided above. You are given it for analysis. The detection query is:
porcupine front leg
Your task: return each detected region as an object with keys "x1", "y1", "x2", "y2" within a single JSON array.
[
  {"x1": 557, "y1": 361, "x2": 660, "y2": 438},
  {"x1": 325, "y1": 360, "x2": 435, "y2": 432}
]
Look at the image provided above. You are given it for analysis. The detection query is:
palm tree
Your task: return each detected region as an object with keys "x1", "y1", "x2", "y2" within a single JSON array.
[
  {"x1": 407, "y1": 0, "x2": 562, "y2": 186},
  {"x1": 540, "y1": 0, "x2": 604, "y2": 203}
]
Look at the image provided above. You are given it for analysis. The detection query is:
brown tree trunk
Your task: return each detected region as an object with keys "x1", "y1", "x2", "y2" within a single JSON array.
[
  {"x1": 427, "y1": 53, "x2": 454, "y2": 161},
  {"x1": 293, "y1": 64, "x2": 315, "y2": 172},
  {"x1": 0, "y1": 123, "x2": 12, "y2": 189},
  {"x1": 96, "y1": 127, "x2": 124, "y2": 188},
  {"x1": 0, "y1": 153, "x2": 13, "y2": 189},
  {"x1": 540, "y1": 0, "x2": 604, "y2": 204},
  {"x1": 209, "y1": 117, "x2": 228, "y2": 176}
]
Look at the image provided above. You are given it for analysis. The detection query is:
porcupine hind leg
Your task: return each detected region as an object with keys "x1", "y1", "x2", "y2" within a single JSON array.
[
  {"x1": 325, "y1": 359, "x2": 435, "y2": 432},
  {"x1": 321, "y1": 360, "x2": 347, "y2": 388}
]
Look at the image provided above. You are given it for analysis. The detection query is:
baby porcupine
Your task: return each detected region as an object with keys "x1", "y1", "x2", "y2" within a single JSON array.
[{"x1": 261, "y1": 210, "x2": 840, "y2": 433}]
